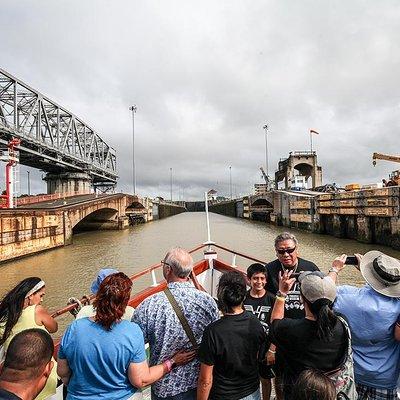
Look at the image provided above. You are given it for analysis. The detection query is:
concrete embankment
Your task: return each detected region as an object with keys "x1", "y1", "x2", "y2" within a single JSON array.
[
  {"x1": 208, "y1": 187, "x2": 400, "y2": 250},
  {"x1": 153, "y1": 201, "x2": 186, "y2": 220}
]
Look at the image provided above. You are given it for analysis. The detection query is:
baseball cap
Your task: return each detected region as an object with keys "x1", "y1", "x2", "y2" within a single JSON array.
[
  {"x1": 91, "y1": 268, "x2": 119, "y2": 294},
  {"x1": 298, "y1": 271, "x2": 337, "y2": 303}
]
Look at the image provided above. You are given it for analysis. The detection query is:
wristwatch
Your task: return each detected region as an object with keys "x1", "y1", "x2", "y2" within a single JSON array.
[
  {"x1": 328, "y1": 267, "x2": 340, "y2": 275},
  {"x1": 276, "y1": 291, "x2": 287, "y2": 298}
]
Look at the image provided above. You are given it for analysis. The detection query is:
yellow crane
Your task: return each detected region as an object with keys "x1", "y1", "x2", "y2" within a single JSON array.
[
  {"x1": 372, "y1": 152, "x2": 400, "y2": 166},
  {"x1": 372, "y1": 152, "x2": 400, "y2": 186}
]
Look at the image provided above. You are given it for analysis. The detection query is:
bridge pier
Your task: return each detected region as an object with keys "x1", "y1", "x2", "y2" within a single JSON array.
[{"x1": 44, "y1": 172, "x2": 92, "y2": 195}]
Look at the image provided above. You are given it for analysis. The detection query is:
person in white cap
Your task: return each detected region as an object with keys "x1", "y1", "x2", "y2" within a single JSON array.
[
  {"x1": 76, "y1": 268, "x2": 135, "y2": 320},
  {"x1": 331, "y1": 252, "x2": 400, "y2": 400},
  {"x1": 269, "y1": 270, "x2": 355, "y2": 400}
]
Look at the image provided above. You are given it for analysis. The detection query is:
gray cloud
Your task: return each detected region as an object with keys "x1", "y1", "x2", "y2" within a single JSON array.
[{"x1": 1, "y1": 0, "x2": 400, "y2": 200}]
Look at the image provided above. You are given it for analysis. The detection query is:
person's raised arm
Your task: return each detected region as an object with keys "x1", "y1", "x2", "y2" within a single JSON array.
[
  {"x1": 128, "y1": 349, "x2": 195, "y2": 388},
  {"x1": 328, "y1": 254, "x2": 363, "y2": 284},
  {"x1": 35, "y1": 305, "x2": 58, "y2": 333},
  {"x1": 395, "y1": 322, "x2": 400, "y2": 341},
  {"x1": 197, "y1": 363, "x2": 214, "y2": 400},
  {"x1": 57, "y1": 358, "x2": 71, "y2": 385},
  {"x1": 328, "y1": 254, "x2": 347, "y2": 284},
  {"x1": 270, "y1": 271, "x2": 295, "y2": 323}
]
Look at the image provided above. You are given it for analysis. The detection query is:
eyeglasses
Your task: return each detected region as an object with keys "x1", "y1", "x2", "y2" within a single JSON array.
[
  {"x1": 161, "y1": 260, "x2": 172, "y2": 268},
  {"x1": 276, "y1": 247, "x2": 296, "y2": 255}
]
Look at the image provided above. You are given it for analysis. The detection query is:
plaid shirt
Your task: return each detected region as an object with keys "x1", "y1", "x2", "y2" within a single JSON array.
[{"x1": 133, "y1": 282, "x2": 219, "y2": 397}]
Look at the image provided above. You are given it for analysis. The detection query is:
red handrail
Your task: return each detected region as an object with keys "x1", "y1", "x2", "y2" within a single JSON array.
[
  {"x1": 50, "y1": 242, "x2": 265, "y2": 319},
  {"x1": 213, "y1": 243, "x2": 266, "y2": 264},
  {"x1": 51, "y1": 243, "x2": 207, "y2": 318}
]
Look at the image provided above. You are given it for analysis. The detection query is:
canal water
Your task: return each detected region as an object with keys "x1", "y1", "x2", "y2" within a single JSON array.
[{"x1": 2, "y1": 212, "x2": 400, "y2": 331}]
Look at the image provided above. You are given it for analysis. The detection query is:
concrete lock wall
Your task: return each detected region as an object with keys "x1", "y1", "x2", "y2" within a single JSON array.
[
  {"x1": 211, "y1": 187, "x2": 400, "y2": 250},
  {"x1": 0, "y1": 211, "x2": 65, "y2": 262},
  {"x1": 157, "y1": 203, "x2": 186, "y2": 219},
  {"x1": 208, "y1": 200, "x2": 237, "y2": 217}
]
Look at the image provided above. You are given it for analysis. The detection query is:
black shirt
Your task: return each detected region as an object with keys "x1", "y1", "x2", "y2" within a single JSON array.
[
  {"x1": 266, "y1": 258, "x2": 319, "y2": 320},
  {"x1": 269, "y1": 317, "x2": 347, "y2": 400},
  {"x1": 243, "y1": 290, "x2": 275, "y2": 333},
  {"x1": 198, "y1": 311, "x2": 265, "y2": 400},
  {"x1": 0, "y1": 388, "x2": 22, "y2": 400}
]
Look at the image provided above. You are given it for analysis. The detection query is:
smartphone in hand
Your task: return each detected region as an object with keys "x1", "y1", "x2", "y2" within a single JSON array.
[{"x1": 345, "y1": 255, "x2": 358, "y2": 265}]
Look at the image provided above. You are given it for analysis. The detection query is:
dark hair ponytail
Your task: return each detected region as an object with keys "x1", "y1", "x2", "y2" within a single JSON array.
[
  {"x1": 217, "y1": 271, "x2": 247, "y2": 314},
  {"x1": 307, "y1": 298, "x2": 337, "y2": 341},
  {"x1": 0, "y1": 277, "x2": 42, "y2": 345}
]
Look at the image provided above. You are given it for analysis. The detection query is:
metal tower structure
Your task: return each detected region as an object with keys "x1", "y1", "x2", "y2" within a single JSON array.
[{"x1": 0, "y1": 68, "x2": 118, "y2": 192}]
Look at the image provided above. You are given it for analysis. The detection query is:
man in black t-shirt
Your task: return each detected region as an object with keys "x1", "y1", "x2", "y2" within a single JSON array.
[
  {"x1": 198, "y1": 271, "x2": 265, "y2": 400},
  {"x1": 266, "y1": 232, "x2": 319, "y2": 319},
  {"x1": 243, "y1": 263, "x2": 275, "y2": 400},
  {"x1": 265, "y1": 232, "x2": 319, "y2": 400}
]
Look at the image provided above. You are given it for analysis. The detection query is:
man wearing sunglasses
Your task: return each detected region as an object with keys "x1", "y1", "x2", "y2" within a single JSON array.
[
  {"x1": 265, "y1": 232, "x2": 319, "y2": 400},
  {"x1": 266, "y1": 232, "x2": 319, "y2": 319}
]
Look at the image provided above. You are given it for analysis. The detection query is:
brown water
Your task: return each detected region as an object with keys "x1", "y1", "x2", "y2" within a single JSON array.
[{"x1": 1, "y1": 212, "x2": 400, "y2": 331}]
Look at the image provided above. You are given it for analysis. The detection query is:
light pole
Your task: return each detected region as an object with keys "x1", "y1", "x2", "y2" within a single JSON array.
[
  {"x1": 27, "y1": 170, "x2": 30, "y2": 196},
  {"x1": 129, "y1": 105, "x2": 137, "y2": 195},
  {"x1": 229, "y1": 166, "x2": 232, "y2": 199},
  {"x1": 263, "y1": 124, "x2": 269, "y2": 180},
  {"x1": 170, "y1": 167, "x2": 173, "y2": 202}
]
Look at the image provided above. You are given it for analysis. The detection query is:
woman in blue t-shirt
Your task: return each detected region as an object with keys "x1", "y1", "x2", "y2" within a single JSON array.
[{"x1": 58, "y1": 272, "x2": 194, "y2": 400}]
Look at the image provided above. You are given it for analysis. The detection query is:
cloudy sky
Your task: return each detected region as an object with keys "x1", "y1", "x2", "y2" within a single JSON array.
[{"x1": 1, "y1": 0, "x2": 400, "y2": 200}]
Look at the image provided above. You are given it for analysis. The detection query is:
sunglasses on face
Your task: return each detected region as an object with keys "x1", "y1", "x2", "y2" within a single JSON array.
[{"x1": 276, "y1": 247, "x2": 296, "y2": 255}]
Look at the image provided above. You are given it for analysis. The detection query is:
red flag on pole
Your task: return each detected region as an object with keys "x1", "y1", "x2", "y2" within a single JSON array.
[{"x1": 310, "y1": 129, "x2": 319, "y2": 135}]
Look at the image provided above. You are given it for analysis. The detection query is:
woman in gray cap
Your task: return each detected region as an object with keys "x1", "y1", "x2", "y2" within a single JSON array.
[{"x1": 269, "y1": 270, "x2": 355, "y2": 400}]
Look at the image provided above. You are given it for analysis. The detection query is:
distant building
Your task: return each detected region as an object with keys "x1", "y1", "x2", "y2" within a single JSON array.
[{"x1": 207, "y1": 189, "x2": 218, "y2": 201}]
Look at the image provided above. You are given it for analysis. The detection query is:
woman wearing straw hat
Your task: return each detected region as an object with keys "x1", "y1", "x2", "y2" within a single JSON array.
[
  {"x1": 331, "y1": 251, "x2": 400, "y2": 400},
  {"x1": 0, "y1": 277, "x2": 58, "y2": 400}
]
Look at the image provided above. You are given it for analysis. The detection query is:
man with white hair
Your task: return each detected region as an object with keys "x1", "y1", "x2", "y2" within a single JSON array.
[
  {"x1": 133, "y1": 247, "x2": 219, "y2": 400},
  {"x1": 331, "y1": 251, "x2": 400, "y2": 400}
]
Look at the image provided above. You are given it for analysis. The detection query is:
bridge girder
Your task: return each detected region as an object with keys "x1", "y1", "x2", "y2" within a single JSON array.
[{"x1": 0, "y1": 68, "x2": 117, "y2": 186}]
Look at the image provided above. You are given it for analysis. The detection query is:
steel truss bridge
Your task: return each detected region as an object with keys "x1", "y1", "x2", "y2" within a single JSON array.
[{"x1": 0, "y1": 68, "x2": 117, "y2": 189}]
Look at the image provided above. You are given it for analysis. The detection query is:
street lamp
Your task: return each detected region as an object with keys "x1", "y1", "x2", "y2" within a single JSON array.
[
  {"x1": 27, "y1": 170, "x2": 30, "y2": 196},
  {"x1": 129, "y1": 105, "x2": 137, "y2": 195},
  {"x1": 170, "y1": 167, "x2": 173, "y2": 202},
  {"x1": 263, "y1": 124, "x2": 269, "y2": 180},
  {"x1": 229, "y1": 166, "x2": 232, "y2": 199}
]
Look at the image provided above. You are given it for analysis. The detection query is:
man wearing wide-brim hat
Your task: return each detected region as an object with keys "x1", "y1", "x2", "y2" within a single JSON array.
[{"x1": 329, "y1": 251, "x2": 400, "y2": 400}]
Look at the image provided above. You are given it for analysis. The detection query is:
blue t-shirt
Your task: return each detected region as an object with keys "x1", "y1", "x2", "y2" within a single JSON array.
[
  {"x1": 334, "y1": 284, "x2": 400, "y2": 389},
  {"x1": 58, "y1": 318, "x2": 146, "y2": 400}
]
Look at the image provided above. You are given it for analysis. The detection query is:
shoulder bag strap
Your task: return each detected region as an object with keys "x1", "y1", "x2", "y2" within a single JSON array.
[{"x1": 164, "y1": 287, "x2": 198, "y2": 349}]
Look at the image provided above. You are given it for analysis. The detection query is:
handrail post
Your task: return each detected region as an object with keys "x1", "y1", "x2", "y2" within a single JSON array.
[
  {"x1": 231, "y1": 253, "x2": 237, "y2": 268},
  {"x1": 150, "y1": 269, "x2": 158, "y2": 287}
]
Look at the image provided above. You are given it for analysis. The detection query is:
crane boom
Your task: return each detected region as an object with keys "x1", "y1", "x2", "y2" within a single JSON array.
[
  {"x1": 260, "y1": 166, "x2": 269, "y2": 183},
  {"x1": 372, "y1": 152, "x2": 400, "y2": 166}
]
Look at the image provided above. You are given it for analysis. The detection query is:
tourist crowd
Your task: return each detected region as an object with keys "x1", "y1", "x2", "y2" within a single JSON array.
[{"x1": 0, "y1": 232, "x2": 399, "y2": 400}]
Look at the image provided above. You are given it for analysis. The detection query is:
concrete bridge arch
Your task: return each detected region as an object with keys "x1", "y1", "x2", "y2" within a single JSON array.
[{"x1": 65, "y1": 195, "x2": 128, "y2": 242}]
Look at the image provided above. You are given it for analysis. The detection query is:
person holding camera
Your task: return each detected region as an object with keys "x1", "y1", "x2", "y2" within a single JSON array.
[{"x1": 331, "y1": 251, "x2": 400, "y2": 400}]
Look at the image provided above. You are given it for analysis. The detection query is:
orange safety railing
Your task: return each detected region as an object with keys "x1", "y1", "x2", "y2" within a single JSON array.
[
  {"x1": 50, "y1": 242, "x2": 266, "y2": 319},
  {"x1": 16, "y1": 192, "x2": 97, "y2": 206}
]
